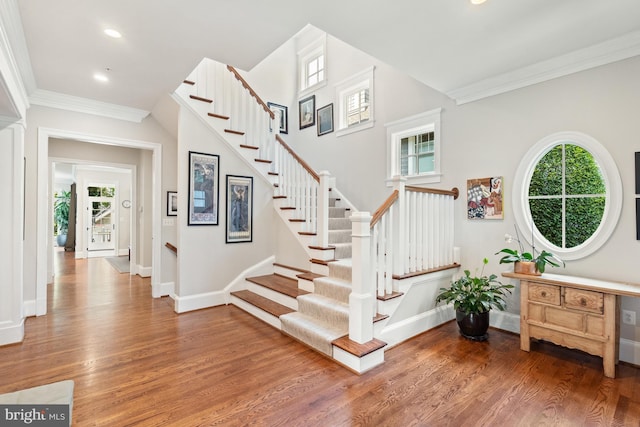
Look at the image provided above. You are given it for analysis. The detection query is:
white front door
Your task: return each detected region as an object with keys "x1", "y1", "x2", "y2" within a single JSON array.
[{"x1": 86, "y1": 186, "x2": 117, "y2": 254}]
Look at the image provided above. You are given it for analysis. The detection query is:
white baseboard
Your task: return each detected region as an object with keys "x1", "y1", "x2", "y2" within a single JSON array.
[
  {"x1": 137, "y1": 265, "x2": 151, "y2": 277},
  {"x1": 23, "y1": 300, "x2": 36, "y2": 317},
  {"x1": 173, "y1": 290, "x2": 226, "y2": 313},
  {"x1": 490, "y1": 311, "x2": 520, "y2": 334},
  {"x1": 620, "y1": 338, "x2": 640, "y2": 366},
  {"x1": 379, "y1": 306, "x2": 455, "y2": 348},
  {"x1": 0, "y1": 319, "x2": 24, "y2": 346},
  {"x1": 153, "y1": 281, "x2": 174, "y2": 298},
  {"x1": 118, "y1": 248, "x2": 129, "y2": 257},
  {"x1": 172, "y1": 256, "x2": 276, "y2": 313}
]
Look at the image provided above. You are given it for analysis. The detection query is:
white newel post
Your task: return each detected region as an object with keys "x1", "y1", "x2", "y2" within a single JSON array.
[
  {"x1": 391, "y1": 175, "x2": 406, "y2": 277},
  {"x1": 317, "y1": 171, "x2": 330, "y2": 248},
  {"x1": 350, "y1": 211, "x2": 374, "y2": 344}
]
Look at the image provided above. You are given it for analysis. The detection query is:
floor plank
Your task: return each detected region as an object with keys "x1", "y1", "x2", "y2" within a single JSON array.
[{"x1": 1, "y1": 250, "x2": 640, "y2": 426}]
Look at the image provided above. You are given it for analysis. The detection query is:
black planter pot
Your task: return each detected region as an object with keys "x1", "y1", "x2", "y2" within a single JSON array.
[{"x1": 456, "y1": 309, "x2": 490, "y2": 341}]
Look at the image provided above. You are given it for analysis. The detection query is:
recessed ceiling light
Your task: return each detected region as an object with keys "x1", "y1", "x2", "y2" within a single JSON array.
[
  {"x1": 470, "y1": 0, "x2": 487, "y2": 4},
  {"x1": 104, "y1": 28, "x2": 122, "y2": 38},
  {"x1": 93, "y1": 73, "x2": 109, "y2": 83}
]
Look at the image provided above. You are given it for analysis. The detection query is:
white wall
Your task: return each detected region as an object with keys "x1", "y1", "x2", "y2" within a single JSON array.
[
  {"x1": 245, "y1": 28, "x2": 640, "y2": 342},
  {"x1": 176, "y1": 109, "x2": 276, "y2": 300},
  {"x1": 444, "y1": 56, "x2": 640, "y2": 340}
]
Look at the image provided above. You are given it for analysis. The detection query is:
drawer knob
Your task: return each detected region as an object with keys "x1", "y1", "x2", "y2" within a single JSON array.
[
  {"x1": 580, "y1": 298, "x2": 587, "y2": 306},
  {"x1": 541, "y1": 291, "x2": 547, "y2": 297}
]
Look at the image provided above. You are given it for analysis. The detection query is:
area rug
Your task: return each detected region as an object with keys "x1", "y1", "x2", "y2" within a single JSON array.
[{"x1": 105, "y1": 256, "x2": 130, "y2": 273}]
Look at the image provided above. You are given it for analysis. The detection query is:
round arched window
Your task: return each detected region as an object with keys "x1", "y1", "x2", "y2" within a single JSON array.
[{"x1": 512, "y1": 132, "x2": 622, "y2": 261}]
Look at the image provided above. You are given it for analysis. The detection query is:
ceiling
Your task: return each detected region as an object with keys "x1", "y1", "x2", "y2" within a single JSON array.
[{"x1": 7, "y1": 0, "x2": 640, "y2": 118}]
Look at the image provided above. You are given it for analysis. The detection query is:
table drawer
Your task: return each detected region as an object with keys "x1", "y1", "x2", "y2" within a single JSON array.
[
  {"x1": 564, "y1": 288, "x2": 603, "y2": 314},
  {"x1": 528, "y1": 283, "x2": 560, "y2": 305}
]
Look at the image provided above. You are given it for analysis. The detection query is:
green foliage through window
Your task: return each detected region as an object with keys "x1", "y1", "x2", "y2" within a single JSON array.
[{"x1": 528, "y1": 144, "x2": 605, "y2": 249}]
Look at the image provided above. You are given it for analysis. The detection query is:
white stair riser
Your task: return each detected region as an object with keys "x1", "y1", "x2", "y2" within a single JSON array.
[
  {"x1": 246, "y1": 282, "x2": 298, "y2": 310},
  {"x1": 230, "y1": 296, "x2": 282, "y2": 330}
]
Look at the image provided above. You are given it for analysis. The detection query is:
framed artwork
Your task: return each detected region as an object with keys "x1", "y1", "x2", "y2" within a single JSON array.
[
  {"x1": 268, "y1": 102, "x2": 288, "y2": 134},
  {"x1": 167, "y1": 191, "x2": 178, "y2": 216},
  {"x1": 298, "y1": 95, "x2": 315, "y2": 129},
  {"x1": 226, "y1": 175, "x2": 253, "y2": 243},
  {"x1": 467, "y1": 176, "x2": 503, "y2": 220},
  {"x1": 188, "y1": 151, "x2": 219, "y2": 225},
  {"x1": 317, "y1": 103, "x2": 334, "y2": 136}
]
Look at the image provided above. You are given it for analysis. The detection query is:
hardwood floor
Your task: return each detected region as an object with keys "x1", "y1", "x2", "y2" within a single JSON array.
[{"x1": 1, "y1": 251, "x2": 640, "y2": 426}]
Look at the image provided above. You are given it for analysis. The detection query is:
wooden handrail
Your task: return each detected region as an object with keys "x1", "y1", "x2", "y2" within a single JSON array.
[
  {"x1": 370, "y1": 190, "x2": 399, "y2": 228},
  {"x1": 406, "y1": 186, "x2": 459, "y2": 200},
  {"x1": 165, "y1": 242, "x2": 177, "y2": 254},
  {"x1": 226, "y1": 65, "x2": 275, "y2": 120},
  {"x1": 275, "y1": 135, "x2": 320, "y2": 182}
]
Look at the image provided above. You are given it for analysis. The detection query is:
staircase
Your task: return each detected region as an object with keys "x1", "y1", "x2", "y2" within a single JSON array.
[{"x1": 174, "y1": 58, "x2": 459, "y2": 374}]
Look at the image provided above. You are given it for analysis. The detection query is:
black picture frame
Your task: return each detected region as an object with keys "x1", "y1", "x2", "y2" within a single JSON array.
[
  {"x1": 299, "y1": 95, "x2": 315, "y2": 130},
  {"x1": 226, "y1": 175, "x2": 253, "y2": 243},
  {"x1": 267, "y1": 102, "x2": 288, "y2": 134},
  {"x1": 188, "y1": 151, "x2": 219, "y2": 226},
  {"x1": 317, "y1": 103, "x2": 334, "y2": 136},
  {"x1": 167, "y1": 191, "x2": 178, "y2": 216}
]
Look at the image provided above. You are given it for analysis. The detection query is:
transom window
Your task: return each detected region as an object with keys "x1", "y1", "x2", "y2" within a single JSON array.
[
  {"x1": 386, "y1": 108, "x2": 441, "y2": 185},
  {"x1": 335, "y1": 66, "x2": 375, "y2": 137},
  {"x1": 306, "y1": 54, "x2": 324, "y2": 88},
  {"x1": 400, "y1": 131, "x2": 435, "y2": 176},
  {"x1": 513, "y1": 131, "x2": 622, "y2": 260},
  {"x1": 298, "y1": 35, "x2": 327, "y2": 95},
  {"x1": 346, "y1": 88, "x2": 370, "y2": 127}
]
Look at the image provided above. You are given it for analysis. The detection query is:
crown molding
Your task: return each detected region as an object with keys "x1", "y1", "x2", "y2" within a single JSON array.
[
  {"x1": 0, "y1": 0, "x2": 32, "y2": 119},
  {"x1": 30, "y1": 89, "x2": 150, "y2": 123},
  {"x1": 447, "y1": 30, "x2": 640, "y2": 105}
]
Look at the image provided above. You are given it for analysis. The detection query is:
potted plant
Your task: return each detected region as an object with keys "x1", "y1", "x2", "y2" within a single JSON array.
[
  {"x1": 436, "y1": 258, "x2": 514, "y2": 341},
  {"x1": 495, "y1": 225, "x2": 564, "y2": 275},
  {"x1": 54, "y1": 190, "x2": 71, "y2": 247}
]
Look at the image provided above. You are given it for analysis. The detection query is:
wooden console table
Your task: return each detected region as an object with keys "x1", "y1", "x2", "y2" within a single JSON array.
[{"x1": 503, "y1": 272, "x2": 640, "y2": 378}]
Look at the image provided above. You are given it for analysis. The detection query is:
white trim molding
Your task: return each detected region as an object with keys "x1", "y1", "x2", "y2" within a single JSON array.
[
  {"x1": 448, "y1": 30, "x2": 640, "y2": 105},
  {"x1": 30, "y1": 89, "x2": 150, "y2": 123}
]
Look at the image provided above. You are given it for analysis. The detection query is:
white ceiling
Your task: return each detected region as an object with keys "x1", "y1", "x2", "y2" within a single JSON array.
[{"x1": 9, "y1": 0, "x2": 640, "y2": 116}]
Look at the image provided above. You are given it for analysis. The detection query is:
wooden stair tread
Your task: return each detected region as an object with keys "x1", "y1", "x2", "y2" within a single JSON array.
[
  {"x1": 310, "y1": 258, "x2": 336, "y2": 266},
  {"x1": 268, "y1": 172, "x2": 279, "y2": 176},
  {"x1": 308, "y1": 245, "x2": 336, "y2": 251},
  {"x1": 189, "y1": 94, "x2": 213, "y2": 103},
  {"x1": 255, "y1": 158, "x2": 272, "y2": 164},
  {"x1": 297, "y1": 272, "x2": 324, "y2": 281},
  {"x1": 373, "y1": 313, "x2": 389, "y2": 323},
  {"x1": 208, "y1": 112, "x2": 229, "y2": 120},
  {"x1": 377, "y1": 291, "x2": 403, "y2": 301},
  {"x1": 225, "y1": 129, "x2": 245, "y2": 135},
  {"x1": 332, "y1": 336, "x2": 387, "y2": 358},
  {"x1": 183, "y1": 79, "x2": 195, "y2": 85},
  {"x1": 231, "y1": 290, "x2": 294, "y2": 317},
  {"x1": 273, "y1": 263, "x2": 310, "y2": 273},
  {"x1": 246, "y1": 274, "x2": 309, "y2": 298},
  {"x1": 240, "y1": 144, "x2": 259, "y2": 150}
]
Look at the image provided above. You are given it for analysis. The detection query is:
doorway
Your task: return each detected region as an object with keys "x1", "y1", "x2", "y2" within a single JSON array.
[
  {"x1": 37, "y1": 128, "x2": 163, "y2": 316},
  {"x1": 86, "y1": 185, "x2": 117, "y2": 255}
]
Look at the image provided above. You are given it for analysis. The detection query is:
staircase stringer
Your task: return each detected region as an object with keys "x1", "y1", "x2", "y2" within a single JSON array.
[{"x1": 171, "y1": 90, "x2": 274, "y2": 188}]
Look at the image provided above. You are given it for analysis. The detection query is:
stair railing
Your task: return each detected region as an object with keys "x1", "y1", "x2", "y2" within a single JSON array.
[
  {"x1": 349, "y1": 176, "x2": 459, "y2": 344},
  {"x1": 275, "y1": 135, "x2": 321, "y2": 235}
]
